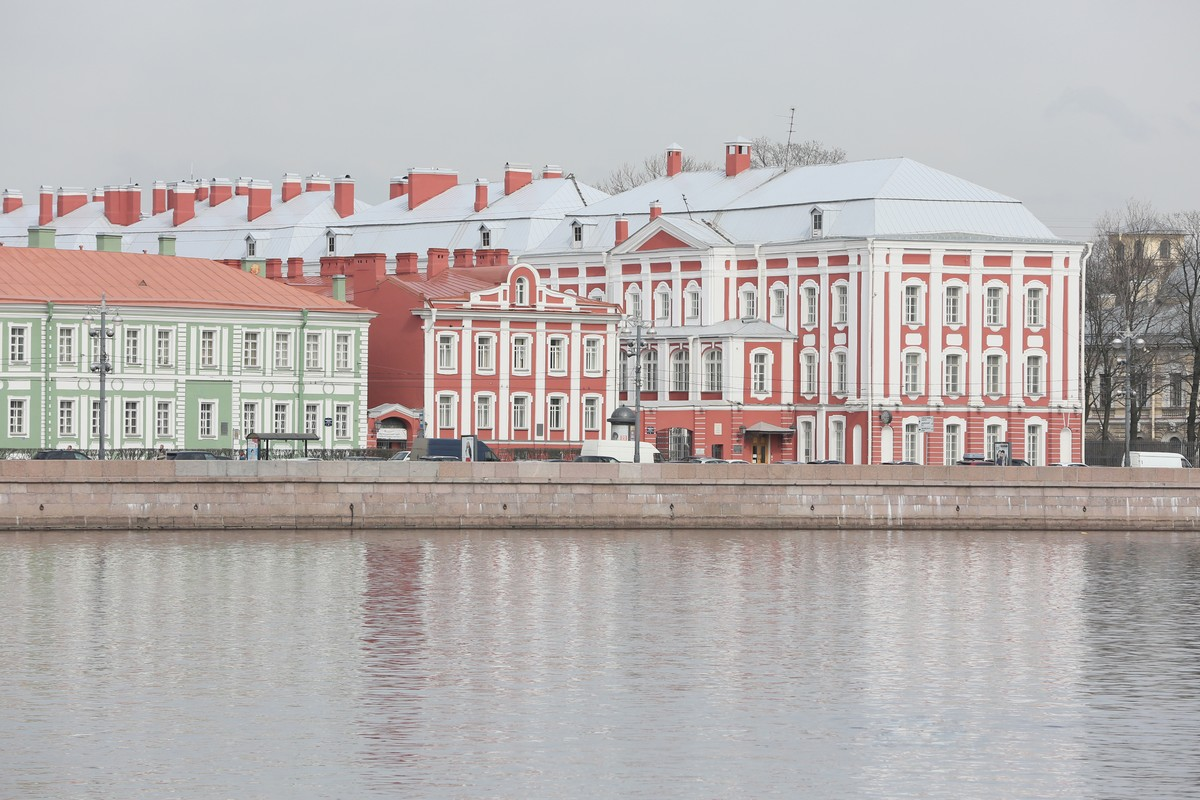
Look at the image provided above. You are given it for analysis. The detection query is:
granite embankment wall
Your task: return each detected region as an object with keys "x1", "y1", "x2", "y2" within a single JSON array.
[{"x1": 2, "y1": 461, "x2": 1198, "y2": 532}]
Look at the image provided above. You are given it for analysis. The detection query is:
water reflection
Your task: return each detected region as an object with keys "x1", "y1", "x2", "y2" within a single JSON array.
[{"x1": 2, "y1": 530, "x2": 1199, "y2": 799}]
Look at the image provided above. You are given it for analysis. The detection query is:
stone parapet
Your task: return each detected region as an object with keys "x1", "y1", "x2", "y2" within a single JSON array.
[{"x1": 0, "y1": 462, "x2": 1197, "y2": 532}]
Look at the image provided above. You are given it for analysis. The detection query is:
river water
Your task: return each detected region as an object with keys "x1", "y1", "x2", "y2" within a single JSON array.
[{"x1": 2, "y1": 529, "x2": 1198, "y2": 799}]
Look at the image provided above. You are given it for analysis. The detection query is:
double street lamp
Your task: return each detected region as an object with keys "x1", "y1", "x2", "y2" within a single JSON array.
[
  {"x1": 1111, "y1": 326, "x2": 1144, "y2": 468},
  {"x1": 620, "y1": 316, "x2": 655, "y2": 463},
  {"x1": 83, "y1": 294, "x2": 122, "y2": 460}
]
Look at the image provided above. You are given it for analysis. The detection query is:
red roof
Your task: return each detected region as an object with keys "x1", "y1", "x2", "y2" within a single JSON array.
[{"x1": 0, "y1": 247, "x2": 366, "y2": 313}]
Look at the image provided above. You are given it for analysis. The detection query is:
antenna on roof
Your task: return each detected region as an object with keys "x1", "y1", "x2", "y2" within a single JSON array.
[
  {"x1": 783, "y1": 106, "x2": 796, "y2": 170},
  {"x1": 682, "y1": 194, "x2": 693, "y2": 220}
]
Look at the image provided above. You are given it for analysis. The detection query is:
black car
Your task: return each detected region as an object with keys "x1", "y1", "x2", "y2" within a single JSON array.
[
  {"x1": 32, "y1": 449, "x2": 92, "y2": 460},
  {"x1": 164, "y1": 451, "x2": 231, "y2": 460}
]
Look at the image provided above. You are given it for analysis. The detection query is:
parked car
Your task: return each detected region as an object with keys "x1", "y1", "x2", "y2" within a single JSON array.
[
  {"x1": 165, "y1": 451, "x2": 231, "y2": 460},
  {"x1": 575, "y1": 455, "x2": 619, "y2": 463},
  {"x1": 32, "y1": 449, "x2": 92, "y2": 460},
  {"x1": 1127, "y1": 451, "x2": 1192, "y2": 468},
  {"x1": 388, "y1": 450, "x2": 411, "y2": 461}
]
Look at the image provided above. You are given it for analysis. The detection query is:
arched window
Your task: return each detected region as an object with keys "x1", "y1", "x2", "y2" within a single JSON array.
[
  {"x1": 740, "y1": 285, "x2": 757, "y2": 319},
  {"x1": 703, "y1": 349, "x2": 723, "y2": 392},
  {"x1": 514, "y1": 276, "x2": 529, "y2": 305},
  {"x1": 641, "y1": 348, "x2": 658, "y2": 392},
  {"x1": 1159, "y1": 239, "x2": 1172, "y2": 260},
  {"x1": 656, "y1": 287, "x2": 671, "y2": 323},
  {"x1": 671, "y1": 349, "x2": 690, "y2": 392},
  {"x1": 751, "y1": 351, "x2": 770, "y2": 394}
]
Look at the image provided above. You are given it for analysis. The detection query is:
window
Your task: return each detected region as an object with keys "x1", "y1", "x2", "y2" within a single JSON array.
[
  {"x1": 9, "y1": 325, "x2": 27, "y2": 364},
  {"x1": 514, "y1": 276, "x2": 529, "y2": 305},
  {"x1": 703, "y1": 349, "x2": 723, "y2": 392},
  {"x1": 572, "y1": 223, "x2": 583, "y2": 245},
  {"x1": 1159, "y1": 239, "x2": 1172, "y2": 260},
  {"x1": 1171, "y1": 373, "x2": 1184, "y2": 407},
  {"x1": 833, "y1": 284, "x2": 849, "y2": 326},
  {"x1": 904, "y1": 352, "x2": 923, "y2": 395},
  {"x1": 583, "y1": 397, "x2": 601, "y2": 431},
  {"x1": 985, "y1": 286, "x2": 1004, "y2": 327},
  {"x1": 548, "y1": 396, "x2": 565, "y2": 430},
  {"x1": 156, "y1": 401, "x2": 172, "y2": 437},
  {"x1": 437, "y1": 394, "x2": 455, "y2": 430},
  {"x1": 58, "y1": 400, "x2": 75, "y2": 437},
  {"x1": 157, "y1": 329, "x2": 172, "y2": 367},
  {"x1": 771, "y1": 287, "x2": 787, "y2": 321},
  {"x1": 272, "y1": 402, "x2": 289, "y2": 434},
  {"x1": 944, "y1": 423, "x2": 962, "y2": 465},
  {"x1": 1025, "y1": 423, "x2": 1042, "y2": 467},
  {"x1": 122, "y1": 336, "x2": 143, "y2": 375},
  {"x1": 8, "y1": 398, "x2": 27, "y2": 436},
  {"x1": 199, "y1": 401, "x2": 215, "y2": 438},
  {"x1": 740, "y1": 286, "x2": 757, "y2": 319},
  {"x1": 91, "y1": 401, "x2": 102, "y2": 438},
  {"x1": 811, "y1": 208, "x2": 823, "y2": 237},
  {"x1": 332, "y1": 404, "x2": 349, "y2": 439},
  {"x1": 242, "y1": 402, "x2": 258, "y2": 437},
  {"x1": 476, "y1": 334, "x2": 495, "y2": 373},
  {"x1": 903, "y1": 422, "x2": 922, "y2": 464},
  {"x1": 944, "y1": 285, "x2": 963, "y2": 325},
  {"x1": 1025, "y1": 355, "x2": 1044, "y2": 396},
  {"x1": 548, "y1": 336, "x2": 567, "y2": 373},
  {"x1": 801, "y1": 352, "x2": 817, "y2": 395},
  {"x1": 274, "y1": 332, "x2": 292, "y2": 369},
  {"x1": 944, "y1": 354, "x2": 963, "y2": 396},
  {"x1": 481, "y1": 228, "x2": 492, "y2": 248},
  {"x1": 475, "y1": 395, "x2": 493, "y2": 430},
  {"x1": 830, "y1": 419, "x2": 845, "y2": 462},
  {"x1": 833, "y1": 351, "x2": 848, "y2": 395},
  {"x1": 305, "y1": 332, "x2": 321, "y2": 370},
  {"x1": 304, "y1": 403, "x2": 320, "y2": 435},
  {"x1": 246, "y1": 238, "x2": 256, "y2": 258},
  {"x1": 642, "y1": 348, "x2": 658, "y2": 392},
  {"x1": 903, "y1": 284, "x2": 922, "y2": 325},
  {"x1": 752, "y1": 352, "x2": 770, "y2": 395},
  {"x1": 584, "y1": 337, "x2": 602, "y2": 374},
  {"x1": 985, "y1": 423, "x2": 1003, "y2": 461},
  {"x1": 200, "y1": 330, "x2": 216, "y2": 367},
  {"x1": 671, "y1": 349, "x2": 690, "y2": 392},
  {"x1": 243, "y1": 331, "x2": 260, "y2": 368},
  {"x1": 687, "y1": 289, "x2": 701, "y2": 321},
  {"x1": 626, "y1": 289, "x2": 642, "y2": 321},
  {"x1": 437, "y1": 333, "x2": 456, "y2": 372},
  {"x1": 802, "y1": 285, "x2": 818, "y2": 326},
  {"x1": 1026, "y1": 287, "x2": 1044, "y2": 327},
  {"x1": 512, "y1": 335, "x2": 530, "y2": 373},
  {"x1": 335, "y1": 333, "x2": 351, "y2": 371},
  {"x1": 124, "y1": 401, "x2": 140, "y2": 437},
  {"x1": 58, "y1": 327, "x2": 75, "y2": 364},
  {"x1": 512, "y1": 395, "x2": 529, "y2": 430},
  {"x1": 327, "y1": 233, "x2": 336, "y2": 255},
  {"x1": 798, "y1": 420, "x2": 814, "y2": 463},
  {"x1": 656, "y1": 289, "x2": 671, "y2": 323},
  {"x1": 985, "y1": 354, "x2": 1004, "y2": 395}
]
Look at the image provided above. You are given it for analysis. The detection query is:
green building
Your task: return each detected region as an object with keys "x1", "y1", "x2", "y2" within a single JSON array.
[{"x1": 1, "y1": 242, "x2": 373, "y2": 455}]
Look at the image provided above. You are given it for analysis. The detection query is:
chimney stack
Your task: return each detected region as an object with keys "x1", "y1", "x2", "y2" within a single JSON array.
[
  {"x1": 666, "y1": 144, "x2": 683, "y2": 177},
  {"x1": 286, "y1": 257, "x2": 304, "y2": 279},
  {"x1": 173, "y1": 183, "x2": 196, "y2": 226},
  {"x1": 615, "y1": 215, "x2": 629, "y2": 246},
  {"x1": 305, "y1": 173, "x2": 331, "y2": 192},
  {"x1": 474, "y1": 178, "x2": 488, "y2": 213},
  {"x1": 426, "y1": 248, "x2": 449, "y2": 279},
  {"x1": 454, "y1": 248, "x2": 475, "y2": 269},
  {"x1": 38, "y1": 186, "x2": 54, "y2": 226},
  {"x1": 542, "y1": 165, "x2": 563, "y2": 179},
  {"x1": 333, "y1": 175, "x2": 355, "y2": 218},
  {"x1": 195, "y1": 180, "x2": 210, "y2": 203},
  {"x1": 394, "y1": 252, "x2": 419, "y2": 275},
  {"x1": 123, "y1": 184, "x2": 142, "y2": 225},
  {"x1": 56, "y1": 187, "x2": 88, "y2": 218},
  {"x1": 234, "y1": 177, "x2": 250, "y2": 196},
  {"x1": 210, "y1": 178, "x2": 232, "y2": 206},
  {"x1": 725, "y1": 137, "x2": 751, "y2": 177},
  {"x1": 649, "y1": 201, "x2": 662, "y2": 220},
  {"x1": 281, "y1": 173, "x2": 302, "y2": 202},
  {"x1": 247, "y1": 179, "x2": 272, "y2": 221},
  {"x1": 2, "y1": 189, "x2": 22, "y2": 214},
  {"x1": 158, "y1": 234, "x2": 176, "y2": 256},
  {"x1": 152, "y1": 181, "x2": 168, "y2": 215},
  {"x1": 389, "y1": 176, "x2": 409, "y2": 200},
  {"x1": 406, "y1": 169, "x2": 457, "y2": 209},
  {"x1": 504, "y1": 162, "x2": 532, "y2": 196}
]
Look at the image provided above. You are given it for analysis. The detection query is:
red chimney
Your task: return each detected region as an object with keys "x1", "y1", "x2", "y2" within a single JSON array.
[
  {"x1": 234, "y1": 177, "x2": 250, "y2": 196},
  {"x1": 395, "y1": 252, "x2": 419, "y2": 275},
  {"x1": 666, "y1": 144, "x2": 683, "y2": 177},
  {"x1": 542, "y1": 165, "x2": 563, "y2": 179},
  {"x1": 725, "y1": 137, "x2": 751, "y2": 177},
  {"x1": 504, "y1": 163, "x2": 532, "y2": 196},
  {"x1": 265, "y1": 258, "x2": 283, "y2": 279},
  {"x1": 151, "y1": 181, "x2": 167, "y2": 215},
  {"x1": 123, "y1": 185, "x2": 142, "y2": 225},
  {"x1": 407, "y1": 169, "x2": 457, "y2": 209},
  {"x1": 173, "y1": 183, "x2": 196, "y2": 226},
  {"x1": 2, "y1": 189, "x2": 22, "y2": 214},
  {"x1": 305, "y1": 173, "x2": 331, "y2": 192},
  {"x1": 195, "y1": 180, "x2": 210, "y2": 203},
  {"x1": 286, "y1": 257, "x2": 304, "y2": 279},
  {"x1": 615, "y1": 215, "x2": 629, "y2": 246},
  {"x1": 334, "y1": 176, "x2": 355, "y2": 218},
  {"x1": 389, "y1": 176, "x2": 409, "y2": 200},
  {"x1": 91, "y1": 187, "x2": 104, "y2": 203},
  {"x1": 352, "y1": 253, "x2": 386, "y2": 295},
  {"x1": 474, "y1": 178, "x2": 488, "y2": 212},
  {"x1": 210, "y1": 179, "x2": 232, "y2": 206},
  {"x1": 247, "y1": 179, "x2": 271, "y2": 222},
  {"x1": 57, "y1": 187, "x2": 88, "y2": 218},
  {"x1": 649, "y1": 201, "x2": 662, "y2": 220},
  {"x1": 38, "y1": 186, "x2": 53, "y2": 226},
  {"x1": 454, "y1": 248, "x2": 475, "y2": 269},
  {"x1": 427, "y1": 248, "x2": 449, "y2": 279},
  {"x1": 492, "y1": 249, "x2": 510, "y2": 266},
  {"x1": 281, "y1": 173, "x2": 301, "y2": 202}
]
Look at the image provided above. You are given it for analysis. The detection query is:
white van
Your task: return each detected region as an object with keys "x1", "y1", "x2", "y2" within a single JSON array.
[
  {"x1": 578, "y1": 440, "x2": 663, "y2": 463},
  {"x1": 1128, "y1": 451, "x2": 1192, "y2": 468}
]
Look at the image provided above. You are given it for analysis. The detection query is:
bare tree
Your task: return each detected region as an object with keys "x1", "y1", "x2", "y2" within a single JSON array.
[
  {"x1": 1163, "y1": 211, "x2": 1200, "y2": 444},
  {"x1": 594, "y1": 136, "x2": 843, "y2": 194}
]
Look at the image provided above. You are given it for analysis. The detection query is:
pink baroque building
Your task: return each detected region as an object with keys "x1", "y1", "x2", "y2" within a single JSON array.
[{"x1": 520, "y1": 140, "x2": 1087, "y2": 465}]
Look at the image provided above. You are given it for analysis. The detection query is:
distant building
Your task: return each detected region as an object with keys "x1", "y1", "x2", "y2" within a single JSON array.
[{"x1": 0, "y1": 241, "x2": 373, "y2": 454}]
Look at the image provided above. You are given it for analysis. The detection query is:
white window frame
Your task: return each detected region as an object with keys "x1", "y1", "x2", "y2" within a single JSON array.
[
  {"x1": 9, "y1": 325, "x2": 28, "y2": 364},
  {"x1": 655, "y1": 288, "x2": 671, "y2": 323},
  {"x1": 830, "y1": 418, "x2": 845, "y2": 462},
  {"x1": 335, "y1": 333, "x2": 351, "y2": 371},
  {"x1": 798, "y1": 419, "x2": 815, "y2": 463},
  {"x1": 272, "y1": 402, "x2": 290, "y2": 434},
  {"x1": 985, "y1": 285, "x2": 1005, "y2": 327},
  {"x1": 436, "y1": 394, "x2": 456, "y2": 431},
  {"x1": 903, "y1": 284, "x2": 924, "y2": 326},
  {"x1": 740, "y1": 286, "x2": 757, "y2": 319},
  {"x1": 274, "y1": 331, "x2": 292, "y2": 369},
  {"x1": 242, "y1": 401, "x2": 259, "y2": 438},
  {"x1": 1025, "y1": 422, "x2": 1043, "y2": 467},
  {"x1": 200, "y1": 329, "x2": 217, "y2": 368},
  {"x1": 511, "y1": 395, "x2": 529, "y2": 431},
  {"x1": 671, "y1": 349, "x2": 690, "y2": 392},
  {"x1": 642, "y1": 349, "x2": 658, "y2": 392},
  {"x1": 304, "y1": 403, "x2": 320, "y2": 436},
  {"x1": 985, "y1": 423, "x2": 1004, "y2": 461},
  {"x1": 584, "y1": 337, "x2": 602, "y2": 375},
  {"x1": 199, "y1": 400, "x2": 216, "y2": 439},
  {"x1": 686, "y1": 287, "x2": 701, "y2": 321},
  {"x1": 1025, "y1": 354, "x2": 1044, "y2": 397},
  {"x1": 58, "y1": 399, "x2": 76, "y2": 437},
  {"x1": 985, "y1": 353, "x2": 1004, "y2": 396},
  {"x1": 243, "y1": 331, "x2": 261, "y2": 369},
  {"x1": 514, "y1": 276, "x2": 529, "y2": 305},
  {"x1": 751, "y1": 350, "x2": 771, "y2": 396},
  {"x1": 156, "y1": 401, "x2": 172, "y2": 438},
  {"x1": 944, "y1": 353, "x2": 963, "y2": 396},
  {"x1": 475, "y1": 394, "x2": 494, "y2": 431},
  {"x1": 944, "y1": 422, "x2": 963, "y2": 465},
  {"x1": 8, "y1": 398, "x2": 28, "y2": 436},
  {"x1": 124, "y1": 328, "x2": 142, "y2": 366},
  {"x1": 903, "y1": 421, "x2": 922, "y2": 464},
  {"x1": 583, "y1": 396, "x2": 601, "y2": 431},
  {"x1": 703, "y1": 348, "x2": 722, "y2": 393},
  {"x1": 437, "y1": 333, "x2": 457, "y2": 372},
  {"x1": 547, "y1": 395, "x2": 566, "y2": 430},
  {"x1": 1026, "y1": 286, "x2": 1045, "y2": 328},
  {"x1": 833, "y1": 283, "x2": 849, "y2": 326},
  {"x1": 123, "y1": 400, "x2": 141, "y2": 437},
  {"x1": 58, "y1": 326, "x2": 76, "y2": 364},
  {"x1": 832, "y1": 351, "x2": 848, "y2": 395},
  {"x1": 512, "y1": 335, "x2": 531, "y2": 374},
  {"x1": 548, "y1": 336, "x2": 567, "y2": 375},
  {"x1": 802, "y1": 284, "x2": 819, "y2": 327},
  {"x1": 770, "y1": 285, "x2": 787, "y2": 322},
  {"x1": 801, "y1": 351, "x2": 817, "y2": 395},
  {"x1": 305, "y1": 332, "x2": 322, "y2": 371},
  {"x1": 156, "y1": 329, "x2": 172, "y2": 367},
  {"x1": 944, "y1": 285, "x2": 964, "y2": 326},
  {"x1": 904, "y1": 351, "x2": 924, "y2": 395},
  {"x1": 476, "y1": 334, "x2": 495, "y2": 374}
]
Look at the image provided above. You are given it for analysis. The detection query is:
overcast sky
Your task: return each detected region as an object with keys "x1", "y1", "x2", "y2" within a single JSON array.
[{"x1": 5, "y1": 0, "x2": 1197, "y2": 240}]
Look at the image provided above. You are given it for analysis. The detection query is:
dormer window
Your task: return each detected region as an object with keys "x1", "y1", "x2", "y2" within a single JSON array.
[
  {"x1": 246, "y1": 237, "x2": 256, "y2": 257},
  {"x1": 572, "y1": 221, "x2": 583, "y2": 248},
  {"x1": 481, "y1": 229, "x2": 491, "y2": 248},
  {"x1": 327, "y1": 233, "x2": 336, "y2": 255},
  {"x1": 811, "y1": 207, "x2": 824, "y2": 239},
  {"x1": 514, "y1": 276, "x2": 529, "y2": 305}
]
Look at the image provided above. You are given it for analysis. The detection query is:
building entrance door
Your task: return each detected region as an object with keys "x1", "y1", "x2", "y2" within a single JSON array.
[{"x1": 748, "y1": 435, "x2": 770, "y2": 464}]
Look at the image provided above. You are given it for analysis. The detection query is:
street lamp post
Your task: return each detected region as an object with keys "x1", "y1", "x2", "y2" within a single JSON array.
[
  {"x1": 84, "y1": 294, "x2": 121, "y2": 460},
  {"x1": 621, "y1": 316, "x2": 655, "y2": 463},
  {"x1": 1112, "y1": 326, "x2": 1144, "y2": 468}
]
